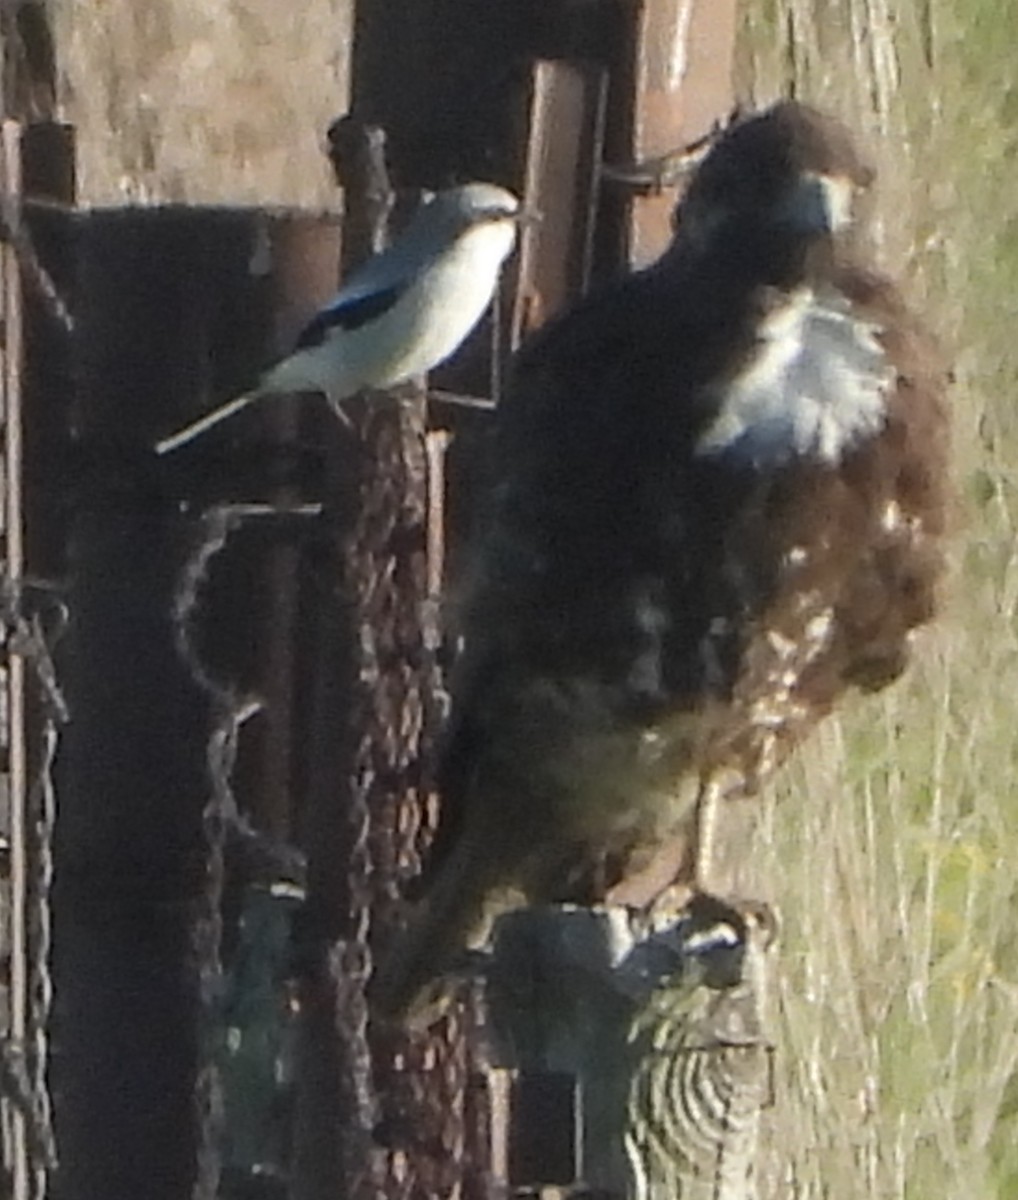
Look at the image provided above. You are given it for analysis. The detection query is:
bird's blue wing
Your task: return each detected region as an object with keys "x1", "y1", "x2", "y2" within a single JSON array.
[{"x1": 294, "y1": 282, "x2": 407, "y2": 349}]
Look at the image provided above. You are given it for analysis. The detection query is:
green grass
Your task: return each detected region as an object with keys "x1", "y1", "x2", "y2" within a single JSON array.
[{"x1": 739, "y1": 2, "x2": 1018, "y2": 1196}]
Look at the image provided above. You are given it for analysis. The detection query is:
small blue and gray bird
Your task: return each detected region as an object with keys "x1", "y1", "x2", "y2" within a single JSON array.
[{"x1": 155, "y1": 182, "x2": 524, "y2": 455}]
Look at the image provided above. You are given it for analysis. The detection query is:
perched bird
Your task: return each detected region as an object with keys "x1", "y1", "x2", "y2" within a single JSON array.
[
  {"x1": 372, "y1": 102, "x2": 950, "y2": 1024},
  {"x1": 154, "y1": 182, "x2": 523, "y2": 454}
]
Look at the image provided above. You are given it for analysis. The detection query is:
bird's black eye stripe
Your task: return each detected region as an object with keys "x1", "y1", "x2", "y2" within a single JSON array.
[{"x1": 294, "y1": 283, "x2": 406, "y2": 348}]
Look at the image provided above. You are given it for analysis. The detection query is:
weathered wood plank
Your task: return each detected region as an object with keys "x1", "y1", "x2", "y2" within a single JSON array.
[
  {"x1": 52, "y1": 1, "x2": 354, "y2": 206},
  {"x1": 486, "y1": 898, "x2": 775, "y2": 1200}
]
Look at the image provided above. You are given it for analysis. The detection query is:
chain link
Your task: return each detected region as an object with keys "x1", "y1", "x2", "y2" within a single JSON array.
[
  {"x1": 333, "y1": 389, "x2": 484, "y2": 1200},
  {"x1": 173, "y1": 502, "x2": 318, "y2": 1200},
  {"x1": 336, "y1": 401, "x2": 406, "y2": 1200},
  {"x1": 0, "y1": 589, "x2": 68, "y2": 1196}
]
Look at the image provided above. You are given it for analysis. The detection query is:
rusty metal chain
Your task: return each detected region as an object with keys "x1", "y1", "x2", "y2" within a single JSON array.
[
  {"x1": 172, "y1": 501, "x2": 319, "y2": 1200},
  {"x1": 400, "y1": 398, "x2": 478, "y2": 1200},
  {"x1": 333, "y1": 386, "x2": 479, "y2": 1200},
  {"x1": 174, "y1": 503, "x2": 254, "y2": 1200},
  {"x1": 0, "y1": 588, "x2": 68, "y2": 1197},
  {"x1": 0, "y1": 113, "x2": 68, "y2": 1199},
  {"x1": 324, "y1": 118, "x2": 477, "y2": 1200},
  {"x1": 337, "y1": 400, "x2": 412, "y2": 1200},
  {"x1": 23, "y1": 602, "x2": 66, "y2": 1200},
  {"x1": 335, "y1": 531, "x2": 383, "y2": 1198}
]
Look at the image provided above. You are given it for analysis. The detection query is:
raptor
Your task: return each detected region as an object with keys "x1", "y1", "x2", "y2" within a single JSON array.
[{"x1": 374, "y1": 102, "x2": 950, "y2": 1025}]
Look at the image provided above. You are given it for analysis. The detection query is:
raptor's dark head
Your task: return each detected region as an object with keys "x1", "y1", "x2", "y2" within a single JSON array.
[{"x1": 674, "y1": 102, "x2": 874, "y2": 286}]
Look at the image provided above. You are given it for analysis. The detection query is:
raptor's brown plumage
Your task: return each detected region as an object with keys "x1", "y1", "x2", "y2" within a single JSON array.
[{"x1": 373, "y1": 102, "x2": 950, "y2": 1025}]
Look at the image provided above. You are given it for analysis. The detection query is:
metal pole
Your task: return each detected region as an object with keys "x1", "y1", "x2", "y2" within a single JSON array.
[{"x1": 2, "y1": 114, "x2": 30, "y2": 1200}]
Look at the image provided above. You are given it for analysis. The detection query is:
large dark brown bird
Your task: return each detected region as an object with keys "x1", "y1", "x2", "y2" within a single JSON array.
[{"x1": 373, "y1": 102, "x2": 950, "y2": 1024}]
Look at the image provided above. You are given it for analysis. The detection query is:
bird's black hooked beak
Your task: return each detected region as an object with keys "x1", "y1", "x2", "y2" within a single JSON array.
[{"x1": 779, "y1": 170, "x2": 855, "y2": 235}]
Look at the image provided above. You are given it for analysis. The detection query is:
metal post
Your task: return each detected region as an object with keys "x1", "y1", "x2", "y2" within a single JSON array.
[{"x1": 1, "y1": 113, "x2": 30, "y2": 1200}]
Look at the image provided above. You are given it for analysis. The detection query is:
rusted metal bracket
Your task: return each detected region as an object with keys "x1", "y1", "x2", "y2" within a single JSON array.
[
  {"x1": 511, "y1": 58, "x2": 609, "y2": 343},
  {"x1": 601, "y1": 114, "x2": 733, "y2": 197},
  {"x1": 620, "y1": 0, "x2": 738, "y2": 268}
]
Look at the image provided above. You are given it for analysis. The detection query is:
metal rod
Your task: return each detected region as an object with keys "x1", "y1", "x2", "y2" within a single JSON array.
[
  {"x1": 426, "y1": 388, "x2": 496, "y2": 413},
  {"x1": 2, "y1": 115, "x2": 30, "y2": 1200},
  {"x1": 424, "y1": 429, "x2": 451, "y2": 604}
]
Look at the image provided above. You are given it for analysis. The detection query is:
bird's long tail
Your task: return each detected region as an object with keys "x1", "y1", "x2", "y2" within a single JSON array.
[
  {"x1": 370, "y1": 836, "x2": 507, "y2": 1028},
  {"x1": 154, "y1": 390, "x2": 259, "y2": 455}
]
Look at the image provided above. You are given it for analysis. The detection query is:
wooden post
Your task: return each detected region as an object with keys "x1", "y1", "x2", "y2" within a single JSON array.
[{"x1": 486, "y1": 898, "x2": 775, "y2": 1200}]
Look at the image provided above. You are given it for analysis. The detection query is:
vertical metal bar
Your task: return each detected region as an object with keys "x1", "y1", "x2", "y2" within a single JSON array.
[
  {"x1": 424, "y1": 430, "x2": 450, "y2": 607},
  {"x1": 486, "y1": 1069, "x2": 512, "y2": 1186},
  {"x1": 1, "y1": 115, "x2": 28, "y2": 1200},
  {"x1": 251, "y1": 218, "x2": 342, "y2": 845},
  {"x1": 511, "y1": 60, "x2": 608, "y2": 346}
]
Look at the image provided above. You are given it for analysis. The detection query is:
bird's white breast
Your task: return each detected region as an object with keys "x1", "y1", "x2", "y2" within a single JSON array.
[
  {"x1": 267, "y1": 218, "x2": 516, "y2": 403},
  {"x1": 696, "y1": 288, "x2": 893, "y2": 467},
  {"x1": 387, "y1": 218, "x2": 517, "y2": 377}
]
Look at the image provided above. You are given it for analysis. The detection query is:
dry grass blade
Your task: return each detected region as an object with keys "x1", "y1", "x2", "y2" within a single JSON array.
[{"x1": 739, "y1": 1, "x2": 1018, "y2": 1196}]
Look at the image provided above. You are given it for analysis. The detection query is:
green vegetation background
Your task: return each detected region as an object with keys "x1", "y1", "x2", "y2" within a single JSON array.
[{"x1": 741, "y1": 3, "x2": 1018, "y2": 1196}]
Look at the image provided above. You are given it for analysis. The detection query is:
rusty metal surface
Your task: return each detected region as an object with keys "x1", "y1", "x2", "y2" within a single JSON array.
[
  {"x1": 298, "y1": 116, "x2": 477, "y2": 1200},
  {"x1": 623, "y1": 0, "x2": 738, "y2": 267},
  {"x1": 350, "y1": 393, "x2": 470, "y2": 1200},
  {"x1": 511, "y1": 59, "x2": 608, "y2": 343},
  {"x1": 335, "y1": 17, "x2": 524, "y2": 1196},
  {"x1": 0, "y1": 113, "x2": 66, "y2": 1200},
  {"x1": 1, "y1": 112, "x2": 31, "y2": 1200}
]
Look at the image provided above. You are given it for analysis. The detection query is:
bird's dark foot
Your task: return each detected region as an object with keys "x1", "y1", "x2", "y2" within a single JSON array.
[
  {"x1": 724, "y1": 895, "x2": 781, "y2": 951},
  {"x1": 656, "y1": 891, "x2": 779, "y2": 991}
]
